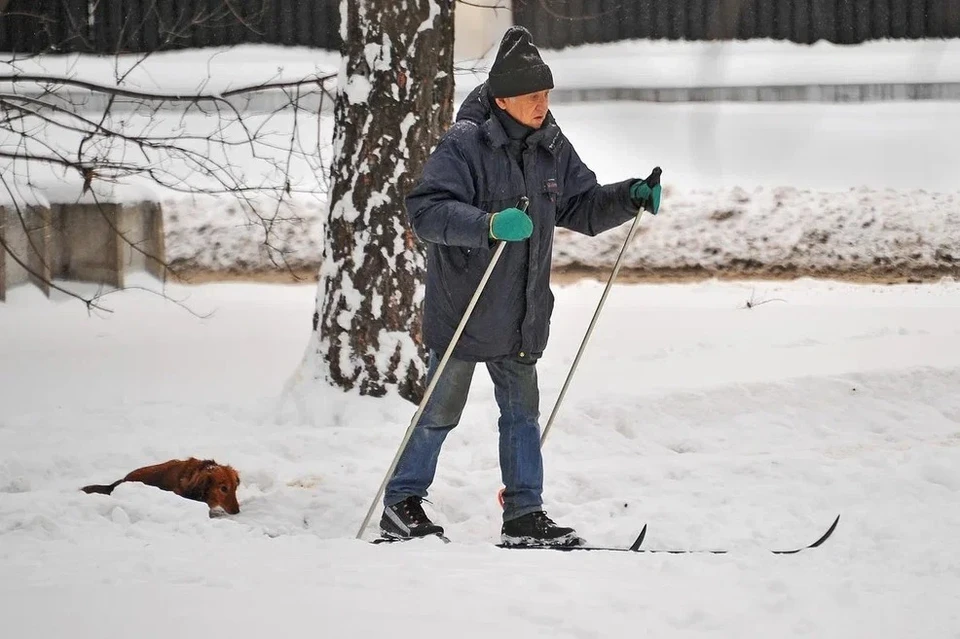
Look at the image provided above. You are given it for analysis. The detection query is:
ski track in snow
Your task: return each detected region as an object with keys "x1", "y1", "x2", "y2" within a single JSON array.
[{"x1": 2, "y1": 277, "x2": 960, "y2": 637}]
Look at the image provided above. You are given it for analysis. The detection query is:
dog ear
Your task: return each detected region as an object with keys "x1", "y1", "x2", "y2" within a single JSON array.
[{"x1": 181, "y1": 467, "x2": 215, "y2": 503}]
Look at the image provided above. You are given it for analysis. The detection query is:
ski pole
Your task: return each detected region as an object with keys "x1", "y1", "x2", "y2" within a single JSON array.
[
  {"x1": 497, "y1": 167, "x2": 660, "y2": 508},
  {"x1": 357, "y1": 197, "x2": 529, "y2": 540},
  {"x1": 540, "y1": 203, "x2": 646, "y2": 446},
  {"x1": 541, "y1": 167, "x2": 660, "y2": 445}
]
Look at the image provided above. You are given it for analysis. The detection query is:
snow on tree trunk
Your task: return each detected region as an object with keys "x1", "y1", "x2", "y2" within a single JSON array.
[{"x1": 308, "y1": 0, "x2": 454, "y2": 403}]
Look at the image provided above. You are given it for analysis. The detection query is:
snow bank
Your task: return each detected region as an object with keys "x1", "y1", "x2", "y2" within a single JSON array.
[{"x1": 162, "y1": 185, "x2": 960, "y2": 279}]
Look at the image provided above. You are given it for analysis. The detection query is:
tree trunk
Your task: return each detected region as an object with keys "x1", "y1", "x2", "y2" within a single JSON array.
[{"x1": 308, "y1": 0, "x2": 455, "y2": 403}]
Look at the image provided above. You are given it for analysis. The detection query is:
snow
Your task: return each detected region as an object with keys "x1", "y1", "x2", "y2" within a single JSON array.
[
  {"x1": 3, "y1": 275, "x2": 960, "y2": 637},
  {"x1": 3, "y1": 35, "x2": 960, "y2": 637}
]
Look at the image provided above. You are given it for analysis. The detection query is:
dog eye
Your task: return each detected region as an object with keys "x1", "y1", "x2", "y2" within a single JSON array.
[{"x1": 220, "y1": 486, "x2": 228, "y2": 493}]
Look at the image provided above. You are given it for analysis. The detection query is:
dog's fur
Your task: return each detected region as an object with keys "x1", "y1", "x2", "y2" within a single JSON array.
[{"x1": 82, "y1": 458, "x2": 240, "y2": 515}]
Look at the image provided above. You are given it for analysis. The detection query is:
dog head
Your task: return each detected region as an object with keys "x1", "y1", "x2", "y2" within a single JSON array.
[{"x1": 186, "y1": 462, "x2": 241, "y2": 516}]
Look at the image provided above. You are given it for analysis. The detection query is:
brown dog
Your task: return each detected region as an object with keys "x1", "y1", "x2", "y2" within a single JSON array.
[{"x1": 82, "y1": 458, "x2": 240, "y2": 516}]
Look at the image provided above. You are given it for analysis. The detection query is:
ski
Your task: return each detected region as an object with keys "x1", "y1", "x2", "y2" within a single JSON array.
[
  {"x1": 371, "y1": 532, "x2": 451, "y2": 545},
  {"x1": 496, "y1": 525, "x2": 647, "y2": 553},
  {"x1": 498, "y1": 515, "x2": 840, "y2": 554},
  {"x1": 371, "y1": 515, "x2": 840, "y2": 554}
]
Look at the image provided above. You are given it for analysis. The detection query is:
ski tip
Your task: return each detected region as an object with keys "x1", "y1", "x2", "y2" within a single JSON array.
[
  {"x1": 807, "y1": 514, "x2": 840, "y2": 549},
  {"x1": 629, "y1": 524, "x2": 647, "y2": 552},
  {"x1": 773, "y1": 514, "x2": 841, "y2": 554}
]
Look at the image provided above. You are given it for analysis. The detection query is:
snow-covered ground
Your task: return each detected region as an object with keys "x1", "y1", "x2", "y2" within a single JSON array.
[{"x1": 2, "y1": 276, "x2": 960, "y2": 637}]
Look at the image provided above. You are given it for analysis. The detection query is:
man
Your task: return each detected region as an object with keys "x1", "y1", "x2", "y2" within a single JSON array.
[{"x1": 380, "y1": 26, "x2": 661, "y2": 547}]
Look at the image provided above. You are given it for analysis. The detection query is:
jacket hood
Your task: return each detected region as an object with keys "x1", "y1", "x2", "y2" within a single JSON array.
[{"x1": 456, "y1": 83, "x2": 494, "y2": 126}]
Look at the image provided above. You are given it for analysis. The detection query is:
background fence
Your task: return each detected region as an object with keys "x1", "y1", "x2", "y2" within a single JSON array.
[
  {"x1": 3, "y1": 1, "x2": 960, "y2": 55},
  {"x1": 513, "y1": 0, "x2": 960, "y2": 47},
  {"x1": 0, "y1": 0, "x2": 340, "y2": 54}
]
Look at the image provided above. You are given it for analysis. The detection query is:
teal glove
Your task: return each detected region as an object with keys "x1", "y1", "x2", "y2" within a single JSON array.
[
  {"x1": 490, "y1": 207, "x2": 533, "y2": 241},
  {"x1": 629, "y1": 167, "x2": 662, "y2": 215}
]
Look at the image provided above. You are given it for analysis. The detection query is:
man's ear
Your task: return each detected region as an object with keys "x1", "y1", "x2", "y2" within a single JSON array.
[{"x1": 494, "y1": 97, "x2": 508, "y2": 110}]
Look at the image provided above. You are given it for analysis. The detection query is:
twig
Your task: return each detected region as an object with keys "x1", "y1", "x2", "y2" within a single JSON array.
[{"x1": 743, "y1": 289, "x2": 787, "y2": 309}]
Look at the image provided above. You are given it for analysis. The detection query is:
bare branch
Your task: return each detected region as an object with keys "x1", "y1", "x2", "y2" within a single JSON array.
[
  {"x1": 456, "y1": 0, "x2": 509, "y2": 9},
  {"x1": 743, "y1": 290, "x2": 787, "y2": 309},
  {"x1": 0, "y1": 2, "x2": 338, "y2": 304}
]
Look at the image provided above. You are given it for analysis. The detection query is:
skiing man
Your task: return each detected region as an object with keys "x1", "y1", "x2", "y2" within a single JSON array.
[{"x1": 380, "y1": 26, "x2": 662, "y2": 546}]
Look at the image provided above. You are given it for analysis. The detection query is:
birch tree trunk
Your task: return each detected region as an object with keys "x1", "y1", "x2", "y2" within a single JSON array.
[{"x1": 308, "y1": 0, "x2": 455, "y2": 402}]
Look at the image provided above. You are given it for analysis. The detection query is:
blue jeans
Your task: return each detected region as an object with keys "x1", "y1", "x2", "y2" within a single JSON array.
[{"x1": 384, "y1": 351, "x2": 544, "y2": 522}]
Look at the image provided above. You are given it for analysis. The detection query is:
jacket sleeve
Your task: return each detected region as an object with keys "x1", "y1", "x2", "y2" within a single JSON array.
[
  {"x1": 555, "y1": 142, "x2": 637, "y2": 237},
  {"x1": 405, "y1": 128, "x2": 492, "y2": 248}
]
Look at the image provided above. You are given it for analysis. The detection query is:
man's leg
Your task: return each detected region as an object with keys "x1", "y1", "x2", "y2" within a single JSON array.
[
  {"x1": 383, "y1": 351, "x2": 475, "y2": 507},
  {"x1": 486, "y1": 356, "x2": 544, "y2": 522}
]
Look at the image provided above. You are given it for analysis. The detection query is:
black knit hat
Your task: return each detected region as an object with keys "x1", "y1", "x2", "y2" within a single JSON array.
[{"x1": 488, "y1": 26, "x2": 554, "y2": 98}]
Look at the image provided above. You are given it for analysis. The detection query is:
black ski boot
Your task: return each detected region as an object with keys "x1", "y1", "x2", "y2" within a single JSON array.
[
  {"x1": 501, "y1": 511, "x2": 584, "y2": 547},
  {"x1": 379, "y1": 496, "x2": 445, "y2": 541}
]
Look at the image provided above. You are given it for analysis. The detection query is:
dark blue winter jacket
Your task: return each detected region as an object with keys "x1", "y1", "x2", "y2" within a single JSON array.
[{"x1": 406, "y1": 83, "x2": 638, "y2": 362}]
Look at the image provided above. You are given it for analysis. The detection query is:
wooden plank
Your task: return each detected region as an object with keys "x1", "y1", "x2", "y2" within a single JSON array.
[
  {"x1": 146, "y1": 202, "x2": 167, "y2": 281},
  {"x1": 811, "y1": 0, "x2": 837, "y2": 42},
  {"x1": 261, "y1": 0, "x2": 280, "y2": 45},
  {"x1": 738, "y1": 0, "x2": 761, "y2": 40},
  {"x1": 669, "y1": 0, "x2": 686, "y2": 40},
  {"x1": 26, "y1": 206, "x2": 52, "y2": 298},
  {"x1": 581, "y1": 0, "x2": 600, "y2": 44},
  {"x1": 907, "y1": 0, "x2": 926, "y2": 37},
  {"x1": 0, "y1": 206, "x2": 6, "y2": 302},
  {"x1": 854, "y1": 0, "x2": 872, "y2": 41},
  {"x1": 186, "y1": 0, "x2": 205, "y2": 48},
  {"x1": 109, "y1": 0, "x2": 125, "y2": 52},
  {"x1": 888, "y1": 0, "x2": 908, "y2": 37},
  {"x1": 565, "y1": 0, "x2": 584, "y2": 47},
  {"x1": 60, "y1": 204, "x2": 122, "y2": 288},
  {"x1": 279, "y1": 0, "x2": 295, "y2": 46},
  {"x1": 792, "y1": 0, "x2": 813, "y2": 43},
  {"x1": 122, "y1": 0, "x2": 142, "y2": 52},
  {"x1": 757, "y1": 0, "x2": 776, "y2": 38},
  {"x1": 776, "y1": 0, "x2": 793, "y2": 40},
  {"x1": 835, "y1": 0, "x2": 858, "y2": 42},
  {"x1": 110, "y1": 205, "x2": 124, "y2": 290},
  {"x1": 141, "y1": 0, "x2": 160, "y2": 50},
  {"x1": 946, "y1": 0, "x2": 960, "y2": 37},
  {"x1": 553, "y1": 0, "x2": 572, "y2": 49},
  {"x1": 154, "y1": 0, "x2": 171, "y2": 49},
  {"x1": 871, "y1": 0, "x2": 891, "y2": 39},
  {"x1": 326, "y1": 0, "x2": 340, "y2": 48},
  {"x1": 4, "y1": 0, "x2": 43, "y2": 53},
  {"x1": 241, "y1": 0, "x2": 264, "y2": 45},
  {"x1": 227, "y1": 0, "x2": 250, "y2": 47},
  {"x1": 683, "y1": 0, "x2": 704, "y2": 39},
  {"x1": 295, "y1": 0, "x2": 312, "y2": 46},
  {"x1": 652, "y1": 0, "x2": 670, "y2": 38},
  {"x1": 924, "y1": 0, "x2": 943, "y2": 37}
]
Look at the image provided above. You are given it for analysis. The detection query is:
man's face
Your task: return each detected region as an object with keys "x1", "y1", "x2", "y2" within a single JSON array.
[{"x1": 495, "y1": 90, "x2": 551, "y2": 129}]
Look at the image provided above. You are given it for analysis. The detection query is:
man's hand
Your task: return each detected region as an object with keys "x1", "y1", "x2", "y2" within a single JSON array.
[
  {"x1": 629, "y1": 166, "x2": 662, "y2": 215},
  {"x1": 490, "y1": 206, "x2": 533, "y2": 241}
]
